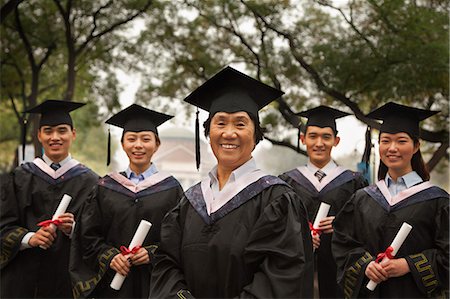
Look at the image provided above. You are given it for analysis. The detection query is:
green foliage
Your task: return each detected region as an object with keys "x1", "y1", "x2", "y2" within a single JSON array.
[
  {"x1": 1, "y1": 0, "x2": 448, "y2": 174},
  {"x1": 0, "y1": 0, "x2": 152, "y2": 172},
  {"x1": 136, "y1": 0, "x2": 447, "y2": 140}
]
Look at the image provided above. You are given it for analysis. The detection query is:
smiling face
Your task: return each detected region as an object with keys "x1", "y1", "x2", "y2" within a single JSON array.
[
  {"x1": 38, "y1": 124, "x2": 76, "y2": 162},
  {"x1": 121, "y1": 131, "x2": 160, "y2": 174},
  {"x1": 379, "y1": 132, "x2": 419, "y2": 178},
  {"x1": 300, "y1": 126, "x2": 340, "y2": 169},
  {"x1": 209, "y1": 111, "x2": 255, "y2": 172}
]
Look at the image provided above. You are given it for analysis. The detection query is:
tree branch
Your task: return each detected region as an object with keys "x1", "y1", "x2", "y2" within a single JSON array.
[
  {"x1": 264, "y1": 136, "x2": 307, "y2": 156},
  {"x1": 315, "y1": 0, "x2": 381, "y2": 57},
  {"x1": 426, "y1": 142, "x2": 449, "y2": 172},
  {"x1": 14, "y1": 7, "x2": 36, "y2": 72},
  {"x1": 0, "y1": 0, "x2": 23, "y2": 24},
  {"x1": 75, "y1": 0, "x2": 153, "y2": 56}
]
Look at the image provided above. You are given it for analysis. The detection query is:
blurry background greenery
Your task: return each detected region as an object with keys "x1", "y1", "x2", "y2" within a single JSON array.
[{"x1": 1, "y1": 0, "x2": 448, "y2": 188}]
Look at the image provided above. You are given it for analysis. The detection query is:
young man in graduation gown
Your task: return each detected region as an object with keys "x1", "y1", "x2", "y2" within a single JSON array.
[
  {"x1": 279, "y1": 106, "x2": 368, "y2": 298},
  {"x1": 0, "y1": 100, "x2": 99, "y2": 298},
  {"x1": 332, "y1": 102, "x2": 449, "y2": 298},
  {"x1": 69, "y1": 104, "x2": 183, "y2": 298},
  {"x1": 150, "y1": 66, "x2": 313, "y2": 299}
]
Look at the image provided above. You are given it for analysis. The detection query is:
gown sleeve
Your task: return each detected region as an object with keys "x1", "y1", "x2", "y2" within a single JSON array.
[
  {"x1": 331, "y1": 192, "x2": 375, "y2": 299},
  {"x1": 150, "y1": 197, "x2": 195, "y2": 299},
  {"x1": 238, "y1": 189, "x2": 306, "y2": 298},
  {"x1": 142, "y1": 184, "x2": 184, "y2": 264},
  {"x1": 70, "y1": 186, "x2": 120, "y2": 299},
  {"x1": 0, "y1": 171, "x2": 29, "y2": 269},
  {"x1": 405, "y1": 201, "x2": 449, "y2": 296}
]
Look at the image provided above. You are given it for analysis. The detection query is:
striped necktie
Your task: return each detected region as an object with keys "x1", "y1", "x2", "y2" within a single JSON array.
[
  {"x1": 314, "y1": 169, "x2": 326, "y2": 182},
  {"x1": 50, "y1": 163, "x2": 61, "y2": 171}
]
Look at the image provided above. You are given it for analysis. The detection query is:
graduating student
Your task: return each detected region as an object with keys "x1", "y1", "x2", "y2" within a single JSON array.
[
  {"x1": 70, "y1": 104, "x2": 183, "y2": 298},
  {"x1": 0, "y1": 100, "x2": 99, "y2": 298},
  {"x1": 332, "y1": 102, "x2": 449, "y2": 298},
  {"x1": 279, "y1": 105, "x2": 368, "y2": 298},
  {"x1": 150, "y1": 66, "x2": 312, "y2": 299}
]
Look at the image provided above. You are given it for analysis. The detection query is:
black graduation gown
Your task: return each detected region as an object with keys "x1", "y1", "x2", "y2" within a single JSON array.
[
  {"x1": 0, "y1": 159, "x2": 99, "y2": 298},
  {"x1": 150, "y1": 175, "x2": 312, "y2": 299},
  {"x1": 332, "y1": 181, "x2": 449, "y2": 298},
  {"x1": 70, "y1": 171, "x2": 183, "y2": 298},
  {"x1": 280, "y1": 167, "x2": 368, "y2": 298}
]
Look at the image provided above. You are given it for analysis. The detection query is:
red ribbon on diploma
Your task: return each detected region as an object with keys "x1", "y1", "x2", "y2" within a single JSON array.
[
  {"x1": 375, "y1": 246, "x2": 394, "y2": 263},
  {"x1": 38, "y1": 219, "x2": 62, "y2": 227},
  {"x1": 120, "y1": 245, "x2": 141, "y2": 255},
  {"x1": 309, "y1": 221, "x2": 322, "y2": 236}
]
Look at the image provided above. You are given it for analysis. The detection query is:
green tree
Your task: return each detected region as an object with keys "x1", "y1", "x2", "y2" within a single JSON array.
[
  {"x1": 1, "y1": 0, "x2": 153, "y2": 173},
  {"x1": 135, "y1": 0, "x2": 448, "y2": 171}
]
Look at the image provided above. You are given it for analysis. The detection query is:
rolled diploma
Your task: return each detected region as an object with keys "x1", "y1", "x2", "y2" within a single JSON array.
[
  {"x1": 50, "y1": 194, "x2": 72, "y2": 228},
  {"x1": 313, "y1": 202, "x2": 331, "y2": 230},
  {"x1": 39, "y1": 194, "x2": 72, "y2": 249},
  {"x1": 110, "y1": 220, "x2": 152, "y2": 290},
  {"x1": 366, "y1": 222, "x2": 413, "y2": 291}
]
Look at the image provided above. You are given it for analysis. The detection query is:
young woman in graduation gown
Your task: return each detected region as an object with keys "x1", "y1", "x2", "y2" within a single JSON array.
[
  {"x1": 70, "y1": 105, "x2": 184, "y2": 298},
  {"x1": 332, "y1": 102, "x2": 449, "y2": 298},
  {"x1": 150, "y1": 66, "x2": 313, "y2": 299},
  {"x1": 0, "y1": 100, "x2": 99, "y2": 298}
]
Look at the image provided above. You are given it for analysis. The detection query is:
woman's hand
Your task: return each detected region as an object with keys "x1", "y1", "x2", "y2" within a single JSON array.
[
  {"x1": 365, "y1": 258, "x2": 409, "y2": 283},
  {"x1": 110, "y1": 253, "x2": 132, "y2": 276},
  {"x1": 382, "y1": 258, "x2": 410, "y2": 278},
  {"x1": 365, "y1": 261, "x2": 389, "y2": 283},
  {"x1": 130, "y1": 247, "x2": 150, "y2": 266},
  {"x1": 29, "y1": 226, "x2": 57, "y2": 249}
]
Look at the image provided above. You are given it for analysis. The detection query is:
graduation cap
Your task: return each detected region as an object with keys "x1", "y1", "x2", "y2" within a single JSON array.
[
  {"x1": 25, "y1": 99, "x2": 85, "y2": 128},
  {"x1": 366, "y1": 102, "x2": 439, "y2": 138},
  {"x1": 105, "y1": 104, "x2": 173, "y2": 166},
  {"x1": 22, "y1": 99, "x2": 85, "y2": 160},
  {"x1": 183, "y1": 66, "x2": 284, "y2": 170},
  {"x1": 296, "y1": 105, "x2": 350, "y2": 151}
]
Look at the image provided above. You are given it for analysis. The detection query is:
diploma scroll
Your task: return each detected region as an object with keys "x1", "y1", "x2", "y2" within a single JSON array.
[
  {"x1": 313, "y1": 202, "x2": 331, "y2": 231},
  {"x1": 110, "y1": 220, "x2": 152, "y2": 290},
  {"x1": 366, "y1": 222, "x2": 413, "y2": 291},
  {"x1": 39, "y1": 194, "x2": 72, "y2": 249}
]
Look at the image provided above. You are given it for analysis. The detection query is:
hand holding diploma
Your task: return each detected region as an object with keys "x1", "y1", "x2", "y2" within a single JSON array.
[
  {"x1": 110, "y1": 220, "x2": 152, "y2": 291},
  {"x1": 33, "y1": 194, "x2": 72, "y2": 249},
  {"x1": 309, "y1": 203, "x2": 331, "y2": 251},
  {"x1": 366, "y1": 222, "x2": 413, "y2": 291}
]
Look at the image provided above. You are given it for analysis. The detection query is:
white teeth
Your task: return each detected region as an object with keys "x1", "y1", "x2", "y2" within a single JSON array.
[{"x1": 222, "y1": 144, "x2": 237, "y2": 149}]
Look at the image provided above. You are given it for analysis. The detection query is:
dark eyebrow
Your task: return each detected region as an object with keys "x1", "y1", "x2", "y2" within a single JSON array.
[{"x1": 235, "y1": 116, "x2": 250, "y2": 122}]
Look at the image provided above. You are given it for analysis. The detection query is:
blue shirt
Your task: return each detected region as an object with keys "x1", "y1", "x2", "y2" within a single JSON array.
[
  {"x1": 385, "y1": 171, "x2": 423, "y2": 196},
  {"x1": 125, "y1": 163, "x2": 158, "y2": 185}
]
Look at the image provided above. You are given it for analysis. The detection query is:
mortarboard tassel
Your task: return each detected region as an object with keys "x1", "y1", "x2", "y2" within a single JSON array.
[
  {"x1": 195, "y1": 108, "x2": 201, "y2": 171},
  {"x1": 361, "y1": 126, "x2": 372, "y2": 165},
  {"x1": 21, "y1": 117, "x2": 27, "y2": 161},
  {"x1": 296, "y1": 125, "x2": 301, "y2": 153},
  {"x1": 107, "y1": 126, "x2": 111, "y2": 166}
]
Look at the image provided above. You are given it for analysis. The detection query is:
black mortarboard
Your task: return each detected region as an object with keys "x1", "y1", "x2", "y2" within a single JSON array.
[
  {"x1": 184, "y1": 66, "x2": 284, "y2": 120},
  {"x1": 25, "y1": 99, "x2": 85, "y2": 128},
  {"x1": 296, "y1": 105, "x2": 350, "y2": 134},
  {"x1": 183, "y1": 66, "x2": 284, "y2": 170},
  {"x1": 295, "y1": 105, "x2": 350, "y2": 152},
  {"x1": 22, "y1": 99, "x2": 85, "y2": 160},
  {"x1": 366, "y1": 102, "x2": 439, "y2": 138},
  {"x1": 105, "y1": 104, "x2": 173, "y2": 166}
]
